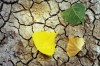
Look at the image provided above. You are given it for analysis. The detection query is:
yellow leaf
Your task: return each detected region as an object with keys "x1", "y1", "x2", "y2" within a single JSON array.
[
  {"x1": 66, "y1": 36, "x2": 85, "y2": 57},
  {"x1": 32, "y1": 31, "x2": 57, "y2": 56}
]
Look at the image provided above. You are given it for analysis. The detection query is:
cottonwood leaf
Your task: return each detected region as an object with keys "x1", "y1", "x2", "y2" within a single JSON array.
[
  {"x1": 32, "y1": 31, "x2": 57, "y2": 56},
  {"x1": 66, "y1": 36, "x2": 85, "y2": 57},
  {"x1": 61, "y1": 3, "x2": 85, "y2": 25}
]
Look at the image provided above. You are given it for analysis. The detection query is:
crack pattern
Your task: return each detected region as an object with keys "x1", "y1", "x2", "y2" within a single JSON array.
[{"x1": 0, "y1": 0, "x2": 100, "y2": 66}]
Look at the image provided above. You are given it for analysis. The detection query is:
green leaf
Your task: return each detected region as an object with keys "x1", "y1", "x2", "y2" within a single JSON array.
[{"x1": 61, "y1": 3, "x2": 85, "y2": 25}]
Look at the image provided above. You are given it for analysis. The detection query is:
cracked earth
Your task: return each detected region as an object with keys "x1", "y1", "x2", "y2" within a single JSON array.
[{"x1": 0, "y1": 0, "x2": 100, "y2": 66}]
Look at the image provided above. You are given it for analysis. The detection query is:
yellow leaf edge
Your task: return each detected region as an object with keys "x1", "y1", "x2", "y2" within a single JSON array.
[{"x1": 32, "y1": 31, "x2": 58, "y2": 56}]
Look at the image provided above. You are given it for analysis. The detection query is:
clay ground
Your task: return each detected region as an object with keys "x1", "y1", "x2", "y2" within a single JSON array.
[{"x1": 0, "y1": 0, "x2": 100, "y2": 66}]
